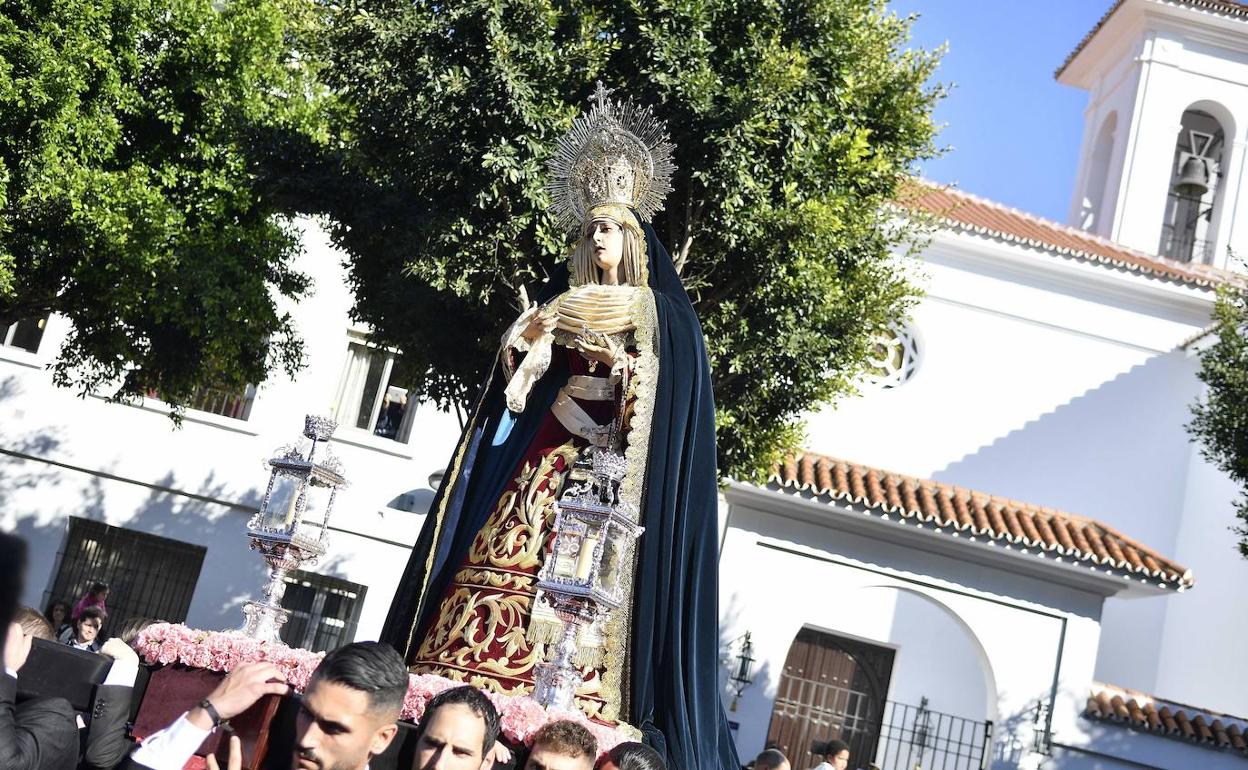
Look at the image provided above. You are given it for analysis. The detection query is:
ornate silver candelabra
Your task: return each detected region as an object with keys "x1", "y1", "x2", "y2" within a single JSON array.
[
  {"x1": 532, "y1": 449, "x2": 644, "y2": 710},
  {"x1": 241, "y1": 415, "x2": 347, "y2": 643}
]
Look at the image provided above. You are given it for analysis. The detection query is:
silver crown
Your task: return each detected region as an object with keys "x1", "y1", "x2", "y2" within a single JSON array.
[
  {"x1": 546, "y1": 82, "x2": 676, "y2": 231},
  {"x1": 303, "y1": 414, "x2": 338, "y2": 442},
  {"x1": 592, "y1": 449, "x2": 628, "y2": 482}
]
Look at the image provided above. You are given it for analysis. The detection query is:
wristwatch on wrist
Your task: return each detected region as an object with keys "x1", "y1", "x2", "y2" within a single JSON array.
[{"x1": 198, "y1": 698, "x2": 224, "y2": 728}]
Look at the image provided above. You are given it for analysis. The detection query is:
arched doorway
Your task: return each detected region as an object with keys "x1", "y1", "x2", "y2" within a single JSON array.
[
  {"x1": 764, "y1": 614, "x2": 994, "y2": 770},
  {"x1": 766, "y1": 627, "x2": 894, "y2": 769}
]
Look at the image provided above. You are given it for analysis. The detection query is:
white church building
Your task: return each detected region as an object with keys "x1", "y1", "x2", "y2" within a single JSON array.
[{"x1": 2, "y1": 0, "x2": 1247, "y2": 768}]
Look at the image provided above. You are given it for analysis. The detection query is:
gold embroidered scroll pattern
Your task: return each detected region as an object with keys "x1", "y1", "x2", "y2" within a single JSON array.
[
  {"x1": 468, "y1": 443, "x2": 579, "y2": 569},
  {"x1": 413, "y1": 443, "x2": 579, "y2": 687}
]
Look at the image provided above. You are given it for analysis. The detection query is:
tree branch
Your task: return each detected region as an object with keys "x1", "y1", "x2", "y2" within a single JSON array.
[{"x1": 673, "y1": 194, "x2": 704, "y2": 275}]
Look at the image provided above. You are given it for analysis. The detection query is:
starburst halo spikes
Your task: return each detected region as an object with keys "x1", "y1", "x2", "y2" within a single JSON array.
[{"x1": 546, "y1": 82, "x2": 676, "y2": 232}]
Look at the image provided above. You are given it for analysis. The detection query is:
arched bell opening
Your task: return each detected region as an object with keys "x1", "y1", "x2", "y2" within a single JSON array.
[
  {"x1": 1158, "y1": 106, "x2": 1229, "y2": 263},
  {"x1": 1079, "y1": 112, "x2": 1117, "y2": 234}
]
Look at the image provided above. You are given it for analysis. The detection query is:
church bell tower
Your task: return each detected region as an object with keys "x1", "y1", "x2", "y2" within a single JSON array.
[{"x1": 1059, "y1": 0, "x2": 1248, "y2": 269}]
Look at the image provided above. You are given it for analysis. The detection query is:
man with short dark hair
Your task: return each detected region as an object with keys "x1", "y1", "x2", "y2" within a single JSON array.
[
  {"x1": 753, "y1": 748, "x2": 789, "y2": 770},
  {"x1": 412, "y1": 685, "x2": 500, "y2": 770},
  {"x1": 811, "y1": 740, "x2": 850, "y2": 770},
  {"x1": 598, "y1": 741, "x2": 666, "y2": 770},
  {"x1": 124, "y1": 641, "x2": 409, "y2": 770},
  {"x1": 524, "y1": 720, "x2": 596, "y2": 770},
  {"x1": 60, "y1": 606, "x2": 104, "y2": 652},
  {"x1": 292, "y1": 641, "x2": 409, "y2": 770}
]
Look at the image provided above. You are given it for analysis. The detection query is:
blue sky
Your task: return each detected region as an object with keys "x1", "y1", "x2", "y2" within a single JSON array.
[{"x1": 889, "y1": 0, "x2": 1113, "y2": 222}]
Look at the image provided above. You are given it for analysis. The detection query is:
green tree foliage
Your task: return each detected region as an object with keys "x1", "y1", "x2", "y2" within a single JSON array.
[
  {"x1": 0, "y1": 0, "x2": 327, "y2": 408},
  {"x1": 316, "y1": 0, "x2": 943, "y2": 479},
  {"x1": 1189, "y1": 285, "x2": 1248, "y2": 557}
]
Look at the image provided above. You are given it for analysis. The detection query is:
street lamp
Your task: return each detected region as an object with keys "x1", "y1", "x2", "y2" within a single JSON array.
[{"x1": 729, "y1": 631, "x2": 756, "y2": 711}]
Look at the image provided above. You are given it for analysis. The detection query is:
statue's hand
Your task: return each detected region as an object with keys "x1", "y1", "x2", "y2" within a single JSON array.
[
  {"x1": 574, "y1": 332, "x2": 620, "y2": 368},
  {"x1": 521, "y1": 306, "x2": 557, "y2": 343}
]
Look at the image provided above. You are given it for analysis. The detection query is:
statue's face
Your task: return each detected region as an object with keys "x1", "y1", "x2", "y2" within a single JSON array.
[{"x1": 588, "y1": 218, "x2": 624, "y2": 275}]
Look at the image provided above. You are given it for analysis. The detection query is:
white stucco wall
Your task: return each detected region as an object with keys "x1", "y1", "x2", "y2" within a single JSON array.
[{"x1": 0, "y1": 219, "x2": 458, "y2": 640}]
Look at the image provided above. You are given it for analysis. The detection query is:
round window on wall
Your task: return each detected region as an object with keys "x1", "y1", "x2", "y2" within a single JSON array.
[{"x1": 863, "y1": 323, "x2": 920, "y2": 389}]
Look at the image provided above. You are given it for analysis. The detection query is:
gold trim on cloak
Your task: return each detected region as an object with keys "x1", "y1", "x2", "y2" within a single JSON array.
[{"x1": 403, "y1": 365, "x2": 498, "y2": 661}]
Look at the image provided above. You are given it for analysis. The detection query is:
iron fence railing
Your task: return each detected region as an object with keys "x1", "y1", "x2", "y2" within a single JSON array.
[
  {"x1": 866, "y1": 698, "x2": 993, "y2": 770},
  {"x1": 797, "y1": 695, "x2": 993, "y2": 770}
]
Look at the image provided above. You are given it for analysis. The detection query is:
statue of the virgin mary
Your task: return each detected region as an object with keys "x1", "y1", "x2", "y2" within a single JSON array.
[{"x1": 382, "y1": 84, "x2": 739, "y2": 770}]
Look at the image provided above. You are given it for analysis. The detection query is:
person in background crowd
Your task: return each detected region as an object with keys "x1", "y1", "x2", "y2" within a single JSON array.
[
  {"x1": 1, "y1": 534, "x2": 79, "y2": 770},
  {"x1": 811, "y1": 740, "x2": 850, "y2": 770},
  {"x1": 60, "y1": 606, "x2": 104, "y2": 652},
  {"x1": 42, "y1": 600, "x2": 71, "y2": 639},
  {"x1": 122, "y1": 641, "x2": 408, "y2": 770},
  {"x1": 597, "y1": 741, "x2": 667, "y2": 770},
  {"x1": 752, "y1": 748, "x2": 790, "y2": 770},
  {"x1": 72, "y1": 582, "x2": 110, "y2": 622},
  {"x1": 524, "y1": 721, "x2": 597, "y2": 770},
  {"x1": 412, "y1": 685, "x2": 501, "y2": 770}
]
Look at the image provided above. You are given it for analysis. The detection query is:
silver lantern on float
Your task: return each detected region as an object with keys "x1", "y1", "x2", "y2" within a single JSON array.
[
  {"x1": 240, "y1": 415, "x2": 347, "y2": 643},
  {"x1": 532, "y1": 448, "x2": 644, "y2": 710}
]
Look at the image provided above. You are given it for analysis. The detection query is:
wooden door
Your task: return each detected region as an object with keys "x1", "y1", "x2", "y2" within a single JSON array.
[{"x1": 766, "y1": 628, "x2": 895, "y2": 770}]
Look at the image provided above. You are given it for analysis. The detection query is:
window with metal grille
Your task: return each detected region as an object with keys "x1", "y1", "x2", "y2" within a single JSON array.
[
  {"x1": 279, "y1": 570, "x2": 367, "y2": 653},
  {"x1": 3, "y1": 316, "x2": 48, "y2": 353},
  {"x1": 48, "y1": 518, "x2": 206, "y2": 637}
]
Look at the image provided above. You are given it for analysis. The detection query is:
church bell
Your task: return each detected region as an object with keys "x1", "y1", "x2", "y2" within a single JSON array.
[{"x1": 1174, "y1": 155, "x2": 1210, "y2": 198}]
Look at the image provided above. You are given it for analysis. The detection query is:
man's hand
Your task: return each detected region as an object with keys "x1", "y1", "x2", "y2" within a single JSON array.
[
  {"x1": 488, "y1": 742, "x2": 513, "y2": 766},
  {"x1": 187, "y1": 662, "x2": 289, "y2": 730},
  {"x1": 207, "y1": 735, "x2": 242, "y2": 770},
  {"x1": 4, "y1": 622, "x2": 32, "y2": 674},
  {"x1": 100, "y1": 637, "x2": 139, "y2": 665}
]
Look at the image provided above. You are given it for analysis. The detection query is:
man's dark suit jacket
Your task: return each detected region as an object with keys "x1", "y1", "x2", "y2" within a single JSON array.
[
  {"x1": 0, "y1": 673, "x2": 79, "y2": 770},
  {"x1": 81, "y1": 682, "x2": 135, "y2": 770}
]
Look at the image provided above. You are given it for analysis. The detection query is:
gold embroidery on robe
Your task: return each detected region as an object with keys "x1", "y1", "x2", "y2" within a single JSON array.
[{"x1": 412, "y1": 443, "x2": 607, "y2": 699}]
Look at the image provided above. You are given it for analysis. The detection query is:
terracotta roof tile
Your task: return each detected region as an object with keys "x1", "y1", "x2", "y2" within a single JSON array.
[
  {"x1": 1086, "y1": 684, "x2": 1248, "y2": 756},
  {"x1": 768, "y1": 452, "x2": 1194, "y2": 588},
  {"x1": 1057, "y1": 0, "x2": 1248, "y2": 79},
  {"x1": 897, "y1": 179, "x2": 1242, "y2": 290}
]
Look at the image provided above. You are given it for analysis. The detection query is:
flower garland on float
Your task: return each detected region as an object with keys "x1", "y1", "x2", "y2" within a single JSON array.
[{"x1": 133, "y1": 623, "x2": 633, "y2": 750}]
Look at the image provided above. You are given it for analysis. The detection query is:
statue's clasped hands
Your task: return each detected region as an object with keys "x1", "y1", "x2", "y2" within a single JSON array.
[{"x1": 574, "y1": 329, "x2": 621, "y2": 369}]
